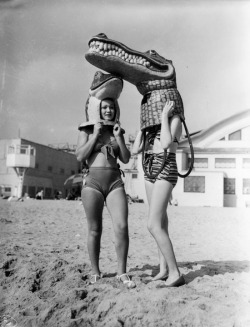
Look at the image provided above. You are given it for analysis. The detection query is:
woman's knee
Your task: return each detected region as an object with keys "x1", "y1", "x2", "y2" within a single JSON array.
[
  {"x1": 88, "y1": 228, "x2": 102, "y2": 239},
  {"x1": 114, "y1": 223, "x2": 128, "y2": 237},
  {"x1": 147, "y1": 221, "x2": 154, "y2": 235},
  {"x1": 147, "y1": 219, "x2": 161, "y2": 236}
]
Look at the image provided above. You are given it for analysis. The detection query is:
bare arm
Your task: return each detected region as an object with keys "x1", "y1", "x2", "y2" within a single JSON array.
[
  {"x1": 113, "y1": 123, "x2": 131, "y2": 164},
  {"x1": 160, "y1": 100, "x2": 181, "y2": 150},
  {"x1": 75, "y1": 123, "x2": 101, "y2": 162},
  {"x1": 132, "y1": 130, "x2": 144, "y2": 155}
]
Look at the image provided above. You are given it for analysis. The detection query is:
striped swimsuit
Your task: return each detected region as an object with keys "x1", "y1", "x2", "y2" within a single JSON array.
[{"x1": 143, "y1": 126, "x2": 178, "y2": 187}]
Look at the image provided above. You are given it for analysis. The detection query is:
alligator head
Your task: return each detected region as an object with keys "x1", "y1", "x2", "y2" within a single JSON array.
[
  {"x1": 85, "y1": 33, "x2": 176, "y2": 86},
  {"x1": 85, "y1": 34, "x2": 184, "y2": 130},
  {"x1": 78, "y1": 71, "x2": 123, "y2": 129}
]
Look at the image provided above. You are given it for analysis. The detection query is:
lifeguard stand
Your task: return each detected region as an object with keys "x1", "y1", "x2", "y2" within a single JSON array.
[{"x1": 6, "y1": 144, "x2": 36, "y2": 199}]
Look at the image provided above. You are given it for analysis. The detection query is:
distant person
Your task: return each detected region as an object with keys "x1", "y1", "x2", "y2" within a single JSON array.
[
  {"x1": 35, "y1": 190, "x2": 43, "y2": 200},
  {"x1": 24, "y1": 193, "x2": 30, "y2": 199},
  {"x1": 54, "y1": 190, "x2": 61, "y2": 200},
  {"x1": 76, "y1": 97, "x2": 135, "y2": 288},
  {"x1": 132, "y1": 100, "x2": 185, "y2": 287}
]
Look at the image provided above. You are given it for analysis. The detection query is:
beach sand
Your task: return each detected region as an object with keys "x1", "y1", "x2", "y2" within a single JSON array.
[{"x1": 0, "y1": 199, "x2": 250, "y2": 327}]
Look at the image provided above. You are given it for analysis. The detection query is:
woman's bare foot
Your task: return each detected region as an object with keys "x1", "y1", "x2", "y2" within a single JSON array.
[
  {"x1": 152, "y1": 271, "x2": 168, "y2": 281},
  {"x1": 164, "y1": 272, "x2": 182, "y2": 286}
]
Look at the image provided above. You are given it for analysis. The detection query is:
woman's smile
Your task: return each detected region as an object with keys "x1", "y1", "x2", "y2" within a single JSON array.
[{"x1": 101, "y1": 99, "x2": 115, "y2": 121}]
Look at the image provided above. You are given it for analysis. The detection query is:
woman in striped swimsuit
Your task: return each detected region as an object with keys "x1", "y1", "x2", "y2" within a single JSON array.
[{"x1": 132, "y1": 99, "x2": 185, "y2": 287}]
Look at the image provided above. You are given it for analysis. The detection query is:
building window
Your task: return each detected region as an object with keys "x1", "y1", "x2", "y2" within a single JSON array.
[
  {"x1": 243, "y1": 158, "x2": 250, "y2": 169},
  {"x1": 60, "y1": 168, "x2": 65, "y2": 174},
  {"x1": 35, "y1": 163, "x2": 39, "y2": 169},
  {"x1": 71, "y1": 170, "x2": 75, "y2": 175},
  {"x1": 219, "y1": 137, "x2": 225, "y2": 141},
  {"x1": 45, "y1": 188, "x2": 52, "y2": 198},
  {"x1": 132, "y1": 173, "x2": 138, "y2": 179},
  {"x1": 243, "y1": 179, "x2": 250, "y2": 194},
  {"x1": 215, "y1": 158, "x2": 235, "y2": 168},
  {"x1": 184, "y1": 176, "x2": 205, "y2": 193},
  {"x1": 4, "y1": 187, "x2": 11, "y2": 192},
  {"x1": 224, "y1": 178, "x2": 235, "y2": 194},
  {"x1": 229, "y1": 130, "x2": 241, "y2": 140},
  {"x1": 193, "y1": 158, "x2": 208, "y2": 168},
  {"x1": 48, "y1": 166, "x2": 53, "y2": 172}
]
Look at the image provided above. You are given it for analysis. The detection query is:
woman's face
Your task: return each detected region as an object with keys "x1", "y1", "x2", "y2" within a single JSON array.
[{"x1": 100, "y1": 99, "x2": 115, "y2": 121}]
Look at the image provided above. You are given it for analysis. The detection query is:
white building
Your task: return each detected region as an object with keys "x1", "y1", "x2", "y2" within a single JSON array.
[
  {"x1": 123, "y1": 109, "x2": 250, "y2": 207},
  {"x1": 0, "y1": 138, "x2": 81, "y2": 199}
]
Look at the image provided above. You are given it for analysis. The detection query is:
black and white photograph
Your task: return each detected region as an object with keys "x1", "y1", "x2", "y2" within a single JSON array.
[{"x1": 0, "y1": 0, "x2": 250, "y2": 326}]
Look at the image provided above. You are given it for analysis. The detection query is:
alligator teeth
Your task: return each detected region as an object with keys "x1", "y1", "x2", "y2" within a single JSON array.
[{"x1": 89, "y1": 42, "x2": 152, "y2": 68}]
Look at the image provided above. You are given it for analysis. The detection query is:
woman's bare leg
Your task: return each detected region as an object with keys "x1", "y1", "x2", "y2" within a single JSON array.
[
  {"x1": 82, "y1": 188, "x2": 104, "y2": 276},
  {"x1": 145, "y1": 181, "x2": 168, "y2": 280},
  {"x1": 146, "y1": 180, "x2": 181, "y2": 285},
  {"x1": 106, "y1": 187, "x2": 129, "y2": 276}
]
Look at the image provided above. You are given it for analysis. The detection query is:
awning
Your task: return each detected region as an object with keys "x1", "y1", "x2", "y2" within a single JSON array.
[{"x1": 64, "y1": 174, "x2": 83, "y2": 187}]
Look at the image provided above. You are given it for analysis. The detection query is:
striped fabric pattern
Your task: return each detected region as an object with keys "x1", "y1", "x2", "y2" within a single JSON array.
[{"x1": 144, "y1": 152, "x2": 178, "y2": 187}]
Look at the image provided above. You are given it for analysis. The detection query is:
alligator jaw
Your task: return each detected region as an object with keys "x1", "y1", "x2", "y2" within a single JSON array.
[{"x1": 85, "y1": 34, "x2": 175, "y2": 85}]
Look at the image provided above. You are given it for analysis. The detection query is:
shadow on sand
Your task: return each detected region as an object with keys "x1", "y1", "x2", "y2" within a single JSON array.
[{"x1": 129, "y1": 260, "x2": 250, "y2": 284}]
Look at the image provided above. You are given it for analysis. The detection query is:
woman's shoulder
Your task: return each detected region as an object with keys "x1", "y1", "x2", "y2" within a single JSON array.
[{"x1": 79, "y1": 126, "x2": 94, "y2": 135}]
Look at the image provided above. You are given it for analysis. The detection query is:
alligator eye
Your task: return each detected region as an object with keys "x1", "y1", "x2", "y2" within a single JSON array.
[
  {"x1": 96, "y1": 33, "x2": 108, "y2": 39},
  {"x1": 145, "y1": 50, "x2": 159, "y2": 56}
]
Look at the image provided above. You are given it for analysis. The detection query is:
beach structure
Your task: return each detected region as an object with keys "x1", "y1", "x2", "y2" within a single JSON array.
[
  {"x1": 0, "y1": 138, "x2": 81, "y2": 199},
  {"x1": 6, "y1": 143, "x2": 36, "y2": 199},
  {"x1": 123, "y1": 109, "x2": 250, "y2": 208}
]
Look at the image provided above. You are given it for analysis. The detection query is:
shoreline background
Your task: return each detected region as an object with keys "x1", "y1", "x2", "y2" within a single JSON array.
[{"x1": 0, "y1": 199, "x2": 250, "y2": 327}]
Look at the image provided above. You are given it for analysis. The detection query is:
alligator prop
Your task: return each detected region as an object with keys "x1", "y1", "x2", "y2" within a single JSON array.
[
  {"x1": 85, "y1": 33, "x2": 193, "y2": 178},
  {"x1": 78, "y1": 70, "x2": 123, "y2": 130}
]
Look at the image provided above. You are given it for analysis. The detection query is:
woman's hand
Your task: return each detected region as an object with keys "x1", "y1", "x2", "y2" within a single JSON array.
[
  {"x1": 113, "y1": 122, "x2": 123, "y2": 137},
  {"x1": 93, "y1": 122, "x2": 103, "y2": 136},
  {"x1": 162, "y1": 99, "x2": 175, "y2": 118}
]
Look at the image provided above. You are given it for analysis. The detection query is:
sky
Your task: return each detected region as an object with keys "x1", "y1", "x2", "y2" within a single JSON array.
[{"x1": 0, "y1": 0, "x2": 250, "y2": 147}]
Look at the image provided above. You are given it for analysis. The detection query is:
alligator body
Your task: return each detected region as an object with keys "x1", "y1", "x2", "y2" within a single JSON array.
[
  {"x1": 78, "y1": 71, "x2": 123, "y2": 129},
  {"x1": 85, "y1": 33, "x2": 184, "y2": 130}
]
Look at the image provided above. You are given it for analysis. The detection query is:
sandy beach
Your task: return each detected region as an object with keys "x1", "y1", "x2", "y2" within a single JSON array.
[{"x1": 0, "y1": 199, "x2": 250, "y2": 327}]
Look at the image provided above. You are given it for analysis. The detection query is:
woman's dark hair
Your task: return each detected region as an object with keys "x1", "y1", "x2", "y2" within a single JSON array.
[{"x1": 100, "y1": 98, "x2": 116, "y2": 121}]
